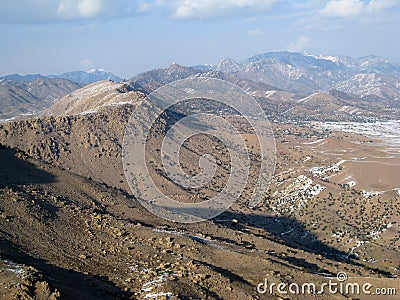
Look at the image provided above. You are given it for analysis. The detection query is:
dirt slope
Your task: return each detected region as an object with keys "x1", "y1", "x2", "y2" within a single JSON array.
[{"x1": 2, "y1": 146, "x2": 398, "y2": 299}]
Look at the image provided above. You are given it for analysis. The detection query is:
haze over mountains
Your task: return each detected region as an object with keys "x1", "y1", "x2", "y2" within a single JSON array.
[{"x1": 1, "y1": 68, "x2": 121, "y2": 85}]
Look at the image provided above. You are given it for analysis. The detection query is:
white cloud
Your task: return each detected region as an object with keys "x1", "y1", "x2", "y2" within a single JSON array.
[
  {"x1": 248, "y1": 29, "x2": 262, "y2": 36},
  {"x1": 0, "y1": 0, "x2": 398, "y2": 23},
  {"x1": 57, "y1": 0, "x2": 103, "y2": 19},
  {"x1": 80, "y1": 58, "x2": 94, "y2": 69},
  {"x1": 78, "y1": 0, "x2": 102, "y2": 18},
  {"x1": 171, "y1": 0, "x2": 277, "y2": 19},
  {"x1": 289, "y1": 35, "x2": 311, "y2": 52},
  {"x1": 320, "y1": 0, "x2": 364, "y2": 18},
  {"x1": 56, "y1": 0, "x2": 106, "y2": 19},
  {"x1": 366, "y1": 0, "x2": 398, "y2": 12},
  {"x1": 0, "y1": 0, "x2": 145, "y2": 23},
  {"x1": 320, "y1": 0, "x2": 399, "y2": 18}
]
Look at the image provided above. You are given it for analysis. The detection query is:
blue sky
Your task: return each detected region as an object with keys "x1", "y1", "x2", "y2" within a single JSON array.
[{"x1": 0, "y1": 0, "x2": 399, "y2": 78}]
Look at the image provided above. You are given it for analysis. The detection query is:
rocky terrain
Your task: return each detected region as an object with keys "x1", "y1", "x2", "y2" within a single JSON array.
[
  {"x1": 0, "y1": 133, "x2": 398, "y2": 299},
  {"x1": 0, "y1": 257, "x2": 60, "y2": 300},
  {"x1": 0, "y1": 96, "x2": 399, "y2": 299},
  {"x1": 42, "y1": 80, "x2": 145, "y2": 117},
  {"x1": 0, "y1": 51, "x2": 399, "y2": 299}
]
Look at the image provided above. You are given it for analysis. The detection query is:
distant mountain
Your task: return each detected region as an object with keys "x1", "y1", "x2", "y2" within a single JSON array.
[
  {"x1": 54, "y1": 69, "x2": 122, "y2": 85},
  {"x1": 213, "y1": 51, "x2": 400, "y2": 102},
  {"x1": 215, "y1": 58, "x2": 243, "y2": 73},
  {"x1": 130, "y1": 63, "x2": 204, "y2": 92},
  {"x1": 191, "y1": 64, "x2": 214, "y2": 71},
  {"x1": 1, "y1": 69, "x2": 122, "y2": 86},
  {"x1": 335, "y1": 72, "x2": 400, "y2": 104},
  {"x1": 1, "y1": 51, "x2": 399, "y2": 122},
  {"x1": 1, "y1": 73, "x2": 44, "y2": 82},
  {"x1": 130, "y1": 62, "x2": 280, "y2": 96},
  {"x1": 0, "y1": 78, "x2": 81, "y2": 121},
  {"x1": 194, "y1": 69, "x2": 278, "y2": 93},
  {"x1": 127, "y1": 57, "x2": 399, "y2": 121},
  {"x1": 215, "y1": 52, "x2": 348, "y2": 94}
]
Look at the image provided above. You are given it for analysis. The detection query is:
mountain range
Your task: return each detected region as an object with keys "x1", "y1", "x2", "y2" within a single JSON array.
[
  {"x1": 1, "y1": 51, "x2": 399, "y2": 121},
  {"x1": 1, "y1": 68, "x2": 121, "y2": 85},
  {"x1": 0, "y1": 78, "x2": 81, "y2": 121},
  {"x1": 213, "y1": 52, "x2": 400, "y2": 99},
  {"x1": 129, "y1": 52, "x2": 400, "y2": 104},
  {"x1": 0, "y1": 69, "x2": 123, "y2": 120}
]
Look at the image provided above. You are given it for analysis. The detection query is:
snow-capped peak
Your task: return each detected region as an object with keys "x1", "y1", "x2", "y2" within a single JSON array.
[
  {"x1": 86, "y1": 68, "x2": 107, "y2": 74},
  {"x1": 304, "y1": 52, "x2": 339, "y2": 63},
  {"x1": 315, "y1": 55, "x2": 339, "y2": 63}
]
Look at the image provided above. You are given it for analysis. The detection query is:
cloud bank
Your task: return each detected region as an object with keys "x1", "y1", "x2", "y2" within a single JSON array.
[
  {"x1": 320, "y1": 0, "x2": 399, "y2": 18},
  {"x1": 0, "y1": 0, "x2": 398, "y2": 23},
  {"x1": 0, "y1": 0, "x2": 143, "y2": 22},
  {"x1": 170, "y1": 0, "x2": 277, "y2": 19}
]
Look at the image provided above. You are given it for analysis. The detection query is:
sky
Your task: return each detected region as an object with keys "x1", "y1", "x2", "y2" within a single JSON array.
[{"x1": 0, "y1": 0, "x2": 399, "y2": 78}]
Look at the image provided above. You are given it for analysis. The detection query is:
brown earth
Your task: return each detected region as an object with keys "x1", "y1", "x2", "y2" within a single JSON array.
[
  {"x1": 0, "y1": 101, "x2": 399, "y2": 299},
  {"x1": 1, "y1": 146, "x2": 399, "y2": 300}
]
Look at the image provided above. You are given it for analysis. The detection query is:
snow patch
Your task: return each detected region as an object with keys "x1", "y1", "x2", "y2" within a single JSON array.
[
  {"x1": 309, "y1": 160, "x2": 346, "y2": 179},
  {"x1": 347, "y1": 181, "x2": 357, "y2": 187},
  {"x1": 270, "y1": 175, "x2": 326, "y2": 213},
  {"x1": 314, "y1": 121, "x2": 400, "y2": 147},
  {"x1": 144, "y1": 292, "x2": 173, "y2": 299},
  {"x1": 86, "y1": 68, "x2": 107, "y2": 73},
  {"x1": 304, "y1": 138, "x2": 325, "y2": 145},
  {"x1": 3, "y1": 260, "x2": 27, "y2": 279},
  {"x1": 297, "y1": 92, "x2": 320, "y2": 103},
  {"x1": 78, "y1": 109, "x2": 98, "y2": 115},
  {"x1": 361, "y1": 190, "x2": 384, "y2": 198}
]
